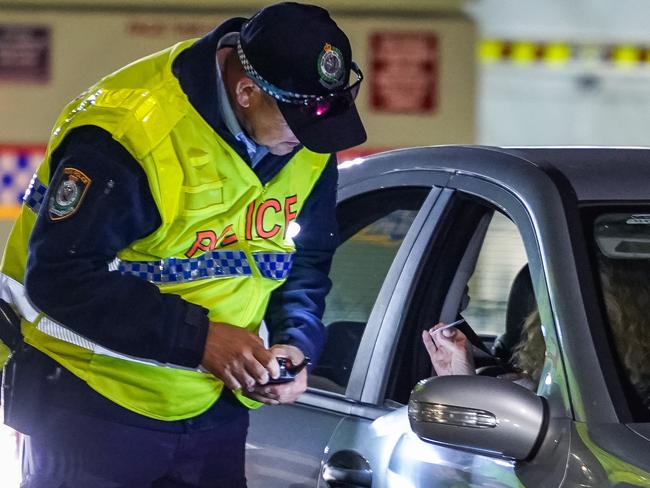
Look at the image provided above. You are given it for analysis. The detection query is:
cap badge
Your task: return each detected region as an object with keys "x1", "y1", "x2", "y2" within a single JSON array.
[{"x1": 318, "y1": 43, "x2": 345, "y2": 89}]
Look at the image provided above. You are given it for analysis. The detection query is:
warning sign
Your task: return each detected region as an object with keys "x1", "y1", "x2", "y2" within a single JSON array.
[
  {"x1": 0, "y1": 25, "x2": 50, "y2": 82},
  {"x1": 369, "y1": 32, "x2": 438, "y2": 113}
]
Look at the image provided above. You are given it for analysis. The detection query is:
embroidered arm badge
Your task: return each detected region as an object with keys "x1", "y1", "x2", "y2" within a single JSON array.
[{"x1": 48, "y1": 167, "x2": 92, "y2": 221}]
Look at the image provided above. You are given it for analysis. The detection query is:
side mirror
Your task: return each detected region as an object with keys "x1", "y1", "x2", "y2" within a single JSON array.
[{"x1": 408, "y1": 375, "x2": 547, "y2": 461}]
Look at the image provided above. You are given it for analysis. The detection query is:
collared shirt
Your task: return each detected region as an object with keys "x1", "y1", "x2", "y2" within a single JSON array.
[{"x1": 215, "y1": 32, "x2": 269, "y2": 167}]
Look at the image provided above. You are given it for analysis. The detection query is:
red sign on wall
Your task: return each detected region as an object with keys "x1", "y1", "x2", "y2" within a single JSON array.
[
  {"x1": 369, "y1": 32, "x2": 439, "y2": 113},
  {"x1": 0, "y1": 25, "x2": 50, "y2": 82}
]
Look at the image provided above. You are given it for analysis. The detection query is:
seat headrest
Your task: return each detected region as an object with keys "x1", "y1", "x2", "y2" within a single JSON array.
[{"x1": 492, "y1": 264, "x2": 536, "y2": 362}]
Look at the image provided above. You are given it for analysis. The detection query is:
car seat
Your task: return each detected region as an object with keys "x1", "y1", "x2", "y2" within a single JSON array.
[
  {"x1": 310, "y1": 320, "x2": 365, "y2": 391},
  {"x1": 491, "y1": 264, "x2": 537, "y2": 365}
]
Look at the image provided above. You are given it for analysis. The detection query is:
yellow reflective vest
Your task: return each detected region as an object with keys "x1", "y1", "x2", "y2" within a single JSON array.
[{"x1": 0, "y1": 39, "x2": 329, "y2": 421}]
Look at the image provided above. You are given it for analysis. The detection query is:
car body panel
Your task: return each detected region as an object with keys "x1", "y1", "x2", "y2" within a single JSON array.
[
  {"x1": 562, "y1": 423, "x2": 650, "y2": 486},
  {"x1": 246, "y1": 399, "x2": 348, "y2": 487},
  {"x1": 317, "y1": 407, "x2": 572, "y2": 488}
]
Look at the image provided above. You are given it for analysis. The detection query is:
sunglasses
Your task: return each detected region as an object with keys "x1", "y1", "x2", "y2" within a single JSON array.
[
  {"x1": 237, "y1": 42, "x2": 363, "y2": 118},
  {"x1": 290, "y1": 63, "x2": 363, "y2": 118}
]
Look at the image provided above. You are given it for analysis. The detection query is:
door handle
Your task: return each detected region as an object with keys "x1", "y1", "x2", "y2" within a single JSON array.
[
  {"x1": 321, "y1": 450, "x2": 372, "y2": 487},
  {"x1": 322, "y1": 463, "x2": 372, "y2": 486}
]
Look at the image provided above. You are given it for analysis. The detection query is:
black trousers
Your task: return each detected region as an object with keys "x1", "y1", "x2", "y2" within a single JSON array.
[
  {"x1": 6, "y1": 350, "x2": 249, "y2": 488},
  {"x1": 20, "y1": 402, "x2": 249, "y2": 488}
]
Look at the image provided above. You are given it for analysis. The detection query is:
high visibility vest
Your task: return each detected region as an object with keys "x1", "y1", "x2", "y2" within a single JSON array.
[{"x1": 0, "y1": 39, "x2": 329, "y2": 421}]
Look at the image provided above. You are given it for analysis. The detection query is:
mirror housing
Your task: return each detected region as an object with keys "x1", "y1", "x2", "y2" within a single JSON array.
[{"x1": 408, "y1": 375, "x2": 547, "y2": 461}]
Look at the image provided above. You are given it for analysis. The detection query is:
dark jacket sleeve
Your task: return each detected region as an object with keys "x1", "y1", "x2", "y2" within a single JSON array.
[
  {"x1": 264, "y1": 154, "x2": 339, "y2": 365},
  {"x1": 24, "y1": 126, "x2": 209, "y2": 367}
]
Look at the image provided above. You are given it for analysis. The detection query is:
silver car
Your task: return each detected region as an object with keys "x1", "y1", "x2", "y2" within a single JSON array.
[{"x1": 246, "y1": 146, "x2": 650, "y2": 487}]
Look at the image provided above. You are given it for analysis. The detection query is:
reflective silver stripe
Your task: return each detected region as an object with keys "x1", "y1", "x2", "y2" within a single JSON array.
[
  {"x1": 109, "y1": 250, "x2": 252, "y2": 284},
  {"x1": 0, "y1": 272, "x2": 39, "y2": 322},
  {"x1": 108, "y1": 259, "x2": 119, "y2": 272},
  {"x1": 0, "y1": 272, "x2": 205, "y2": 372},
  {"x1": 36, "y1": 318, "x2": 205, "y2": 372},
  {"x1": 23, "y1": 174, "x2": 48, "y2": 214},
  {"x1": 38, "y1": 315, "x2": 95, "y2": 350}
]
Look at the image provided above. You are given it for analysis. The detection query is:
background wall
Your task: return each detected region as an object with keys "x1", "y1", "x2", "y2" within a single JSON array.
[
  {"x1": 0, "y1": 4, "x2": 475, "y2": 146},
  {"x1": 0, "y1": 1, "x2": 476, "y2": 246},
  {"x1": 470, "y1": 0, "x2": 650, "y2": 145}
]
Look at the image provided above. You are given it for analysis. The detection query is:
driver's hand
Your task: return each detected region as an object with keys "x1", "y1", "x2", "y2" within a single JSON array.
[
  {"x1": 244, "y1": 344, "x2": 308, "y2": 405},
  {"x1": 422, "y1": 322, "x2": 475, "y2": 376}
]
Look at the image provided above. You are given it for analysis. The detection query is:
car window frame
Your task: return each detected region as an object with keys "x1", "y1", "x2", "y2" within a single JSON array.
[
  {"x1": 296, "y1": 169, "x2": 450, "y2": 419},
  {"x1": 446, "y1": 174, "x2": 573, "y2": 418},
  {"x1": 382, "y1": 192, "x2": 498, "y2": 405},
  {"x1": 358, "y1": 172, "x2": 574, "y2": 420}
]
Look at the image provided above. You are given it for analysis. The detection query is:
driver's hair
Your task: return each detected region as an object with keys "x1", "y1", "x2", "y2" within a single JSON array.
[
  {"x1": 511, "y1": 256, "x2": 650, "y2": 407},
  {"x1": 510, "y1": 309, "x2": 544, "y2": 385},
  {"x1": 599, "y1": 257, "x2": 650, "y2": 407}
]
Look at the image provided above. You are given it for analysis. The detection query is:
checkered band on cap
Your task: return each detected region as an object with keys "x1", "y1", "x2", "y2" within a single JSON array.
[
  {"x1": 237, "y1": 41, "x2": 316, "y2": 104},
  {"x1": 109, "y1": 250, "x2": 252, "y2": 284},
  {"x1": 252, "y1": 252, "x2": 295, "y2": 280},
  {"x1": 23, "y1": 174, "x2": 48, "y2": 213}
]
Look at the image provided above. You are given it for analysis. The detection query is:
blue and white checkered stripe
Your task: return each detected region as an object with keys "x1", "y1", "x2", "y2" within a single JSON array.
[
  {"x1": 23, "y1": 174, "x2": 48, "y2": 213},
  {"x1": 0, "y1": 148, "x2": 44, "y2": 206},
  {"x1": 252, "y1": 252, "x2": 295, "y2": 280},
  {"x1": 109, "y1": 250, "x2": 252, "y2": 284}
]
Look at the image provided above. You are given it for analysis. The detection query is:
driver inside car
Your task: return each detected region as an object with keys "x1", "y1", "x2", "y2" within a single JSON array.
[
  {"x1": 422, "y1": 310, "x2": 543, "y2": 390},
  {"x1": 422, "y1": 255, "x2": 650, "y2": 411}
]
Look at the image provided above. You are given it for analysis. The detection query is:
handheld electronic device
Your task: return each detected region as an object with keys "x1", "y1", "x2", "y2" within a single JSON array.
[{"x1": 267, "y1": 356, "x2": 310, "y2": 384}]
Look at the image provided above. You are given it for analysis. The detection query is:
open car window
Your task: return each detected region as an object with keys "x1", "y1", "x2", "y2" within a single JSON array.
[
  {"x1": 308, "y1": 187, "x2": 430, "y2": 395},
  {"x1": 386, "y1": 193, "x2": 551, "y2": 405},
  {"x1": 463, "y1": 211, "x2": 529, "y2": 338}
]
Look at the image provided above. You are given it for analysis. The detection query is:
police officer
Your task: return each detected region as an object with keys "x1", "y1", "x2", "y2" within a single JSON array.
[{"x1": 0, "y1": 2, "x2": 366, "y2": 486}]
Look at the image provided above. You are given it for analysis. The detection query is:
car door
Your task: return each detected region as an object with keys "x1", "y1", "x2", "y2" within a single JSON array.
[
  {"x1": 320, "y1": 171, "x2": 573, "y2": 487},
  {"x1": 246, "y1": 166, "x2": 449, "y2": 488}
]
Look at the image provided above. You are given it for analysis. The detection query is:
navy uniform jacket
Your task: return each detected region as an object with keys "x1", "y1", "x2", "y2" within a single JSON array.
[{"x1": 21, "y1": 20, "x2": 337, "y2": 430}]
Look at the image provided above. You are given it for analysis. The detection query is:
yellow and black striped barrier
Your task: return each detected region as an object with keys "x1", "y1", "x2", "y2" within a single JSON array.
[{"x1": 478, "y1": 39, "x2": 650, "y2": 68}]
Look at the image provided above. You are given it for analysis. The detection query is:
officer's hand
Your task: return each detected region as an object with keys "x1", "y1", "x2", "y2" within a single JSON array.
[
  {"x1": 244, "y1": 344, "x2": 308, "y2": 406},
  {"x1": 201, "y1": 322, "x2": 280, "y2": 391}
]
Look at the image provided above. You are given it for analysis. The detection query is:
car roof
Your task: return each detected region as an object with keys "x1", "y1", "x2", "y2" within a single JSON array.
[{"x1": 341, "y1": 145, "x2": 650, "y2": 202}]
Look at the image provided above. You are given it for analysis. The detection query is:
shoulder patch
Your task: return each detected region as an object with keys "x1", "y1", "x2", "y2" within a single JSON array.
[{"x1": 48, "y1": 167, "x2": 92, "y2": 221}]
